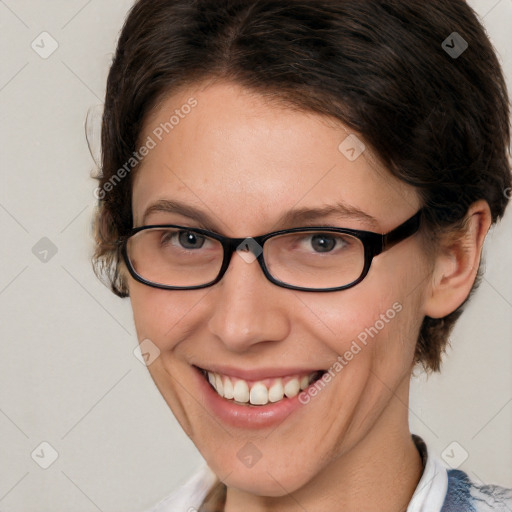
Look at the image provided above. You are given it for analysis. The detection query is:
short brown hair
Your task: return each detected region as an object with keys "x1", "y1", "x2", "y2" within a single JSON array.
[{"x1": 92, "y1": 0, "x2": 511, "y2": 373}]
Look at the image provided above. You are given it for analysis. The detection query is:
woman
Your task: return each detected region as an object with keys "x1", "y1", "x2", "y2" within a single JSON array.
[{"x1": 92, "y1": 0, "x2": 512, "y2": 510}]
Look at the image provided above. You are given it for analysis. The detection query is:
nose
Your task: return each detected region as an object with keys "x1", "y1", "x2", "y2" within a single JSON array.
[{"x1": 206, "y1": 248, "x2": 290, "y2": 353}]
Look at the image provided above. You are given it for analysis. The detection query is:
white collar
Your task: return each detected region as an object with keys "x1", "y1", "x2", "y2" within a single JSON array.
[{"x1": 407, "y1": 434, "x2": 449, "y2": 512}]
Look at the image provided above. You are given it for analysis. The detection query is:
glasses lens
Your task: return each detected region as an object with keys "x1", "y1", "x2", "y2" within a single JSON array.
[
  {"x1": 126, "y1": 227, "x2": 224, "y2": 287},
  {"x1": 264, "y1": 230, "x2": 365, "y2": 289}
]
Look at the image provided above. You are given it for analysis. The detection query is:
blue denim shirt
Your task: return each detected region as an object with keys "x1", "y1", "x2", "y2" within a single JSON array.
[{"x1": 441, "y1": 469, "x2": 512, "y2": 512}]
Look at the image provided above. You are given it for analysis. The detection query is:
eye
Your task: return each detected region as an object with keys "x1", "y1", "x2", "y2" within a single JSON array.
[
  {"x1": 160, "y1": 229, "x2": 206, "y2": 250},
  {"x1": 302, "y1": 233, "x2": 352, "y2": 254},
  {"x1": 309, "y1": 234, "x2": 338, "y2": 253},
  {"x1": 177, "y1": 230, "x2": 206, "y2": 249}
]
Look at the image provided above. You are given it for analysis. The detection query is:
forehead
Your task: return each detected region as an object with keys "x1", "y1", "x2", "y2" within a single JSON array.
[{"x1": 132, "y1": 81, "x2": 419, "y2": 234}]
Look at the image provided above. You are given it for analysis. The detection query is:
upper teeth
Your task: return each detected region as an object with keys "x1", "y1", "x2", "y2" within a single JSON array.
[{"x1": 206, "y1": 370, "x2": 317, "y2": 406}]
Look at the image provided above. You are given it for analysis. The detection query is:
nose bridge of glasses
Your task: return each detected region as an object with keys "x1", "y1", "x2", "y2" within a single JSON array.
[
  {"x1": 235, "y1": 236, "x2": 263, "y2": 254},
  {"x1": 210, "y1": 235, "x2": 266, "y2": 286},
  {"x1": 207, "y1": 232, "x2": 266, "y2": 277},
  {"x1": 220, "y1": 235, "x2": 265, "y2": 267}
]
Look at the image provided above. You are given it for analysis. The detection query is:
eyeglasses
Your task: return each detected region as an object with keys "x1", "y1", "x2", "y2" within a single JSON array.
[{"x1": 118, "y1": 209, "x2": 423, "y2": 292}]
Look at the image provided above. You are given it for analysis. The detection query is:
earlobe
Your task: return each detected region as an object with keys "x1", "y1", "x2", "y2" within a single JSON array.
[{"x1": 423, "y1": 200, "x2": 492, "y2": 319}]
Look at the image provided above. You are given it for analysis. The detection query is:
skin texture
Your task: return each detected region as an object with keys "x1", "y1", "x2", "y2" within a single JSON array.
[{"x1": 126, "y1": 80, "x2": 491, "y2": 512}]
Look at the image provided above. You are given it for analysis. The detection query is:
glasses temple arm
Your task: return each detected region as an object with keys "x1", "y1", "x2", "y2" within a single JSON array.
[{"x1": 382, "y1": 209, "x2": 423, "y2": 250}]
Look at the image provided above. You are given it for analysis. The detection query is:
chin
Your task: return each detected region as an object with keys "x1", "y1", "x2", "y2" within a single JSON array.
[{"x1": 202, "y1": 447, "x2": 320, "y2": 497}]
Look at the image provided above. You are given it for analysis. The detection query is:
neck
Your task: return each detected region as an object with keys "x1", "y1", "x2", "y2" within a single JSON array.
[{"x1": 223, "y1": 372, "x2": 424, "y2": 512}]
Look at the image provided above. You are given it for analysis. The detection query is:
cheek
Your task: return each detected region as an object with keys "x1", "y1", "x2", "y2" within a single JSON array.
[
  {"x1": 298, "y1": 256, "x2": 425, "y2": 366},
  {"x1": 297, "y1": 289, "x2": 404, "y2": 350},
  {"x1": 129, "y1": 283, "x2": 209, "y2": 349}
]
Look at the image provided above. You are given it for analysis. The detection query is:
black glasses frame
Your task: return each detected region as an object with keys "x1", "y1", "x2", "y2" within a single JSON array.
[{"x1": 118, "y1": 209, "x2": 423, "y2": 292}]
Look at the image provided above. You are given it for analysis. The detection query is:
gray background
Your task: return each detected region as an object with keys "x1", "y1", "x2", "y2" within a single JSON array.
[{"x1": 0, "y1": 1, "x2": 511, "y2": 511}]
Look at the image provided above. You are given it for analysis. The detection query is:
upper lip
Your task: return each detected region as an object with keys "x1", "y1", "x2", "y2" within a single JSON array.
[{"x1": 194, "y1": 364, "x2": 324, "y2": 381}]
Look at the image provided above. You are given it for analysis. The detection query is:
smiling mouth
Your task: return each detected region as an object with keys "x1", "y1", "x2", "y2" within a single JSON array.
[{"x1": 197, "y1": 367, "x2": 326, "y2": 406}]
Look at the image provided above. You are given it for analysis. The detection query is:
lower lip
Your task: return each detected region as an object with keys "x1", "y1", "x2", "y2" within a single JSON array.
[{"x1": 193, "y1": 367, "x2": 316, "y2": 429}]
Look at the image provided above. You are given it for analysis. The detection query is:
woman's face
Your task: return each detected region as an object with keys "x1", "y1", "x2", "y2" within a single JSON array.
[{"x1": 128, "y1": 81, "x2": 430, "y2": 495}]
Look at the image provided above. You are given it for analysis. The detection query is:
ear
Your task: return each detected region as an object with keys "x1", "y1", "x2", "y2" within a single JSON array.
[{"x1": 423, "y1": 199, "x2": 492, "y2": 319}]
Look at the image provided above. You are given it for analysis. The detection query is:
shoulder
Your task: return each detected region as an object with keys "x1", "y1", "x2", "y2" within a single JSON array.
[
  {"x1": 142, "y1": 463, "x2": 218, "y2": 512},
  {"x1": 441, "y1": 469, "x2": 512, "y2": 512}
]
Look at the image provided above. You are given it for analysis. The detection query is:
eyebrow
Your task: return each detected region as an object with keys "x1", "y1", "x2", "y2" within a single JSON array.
[{"x1": 141, "y1": 199, "x2": 379, "y2": 232}]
